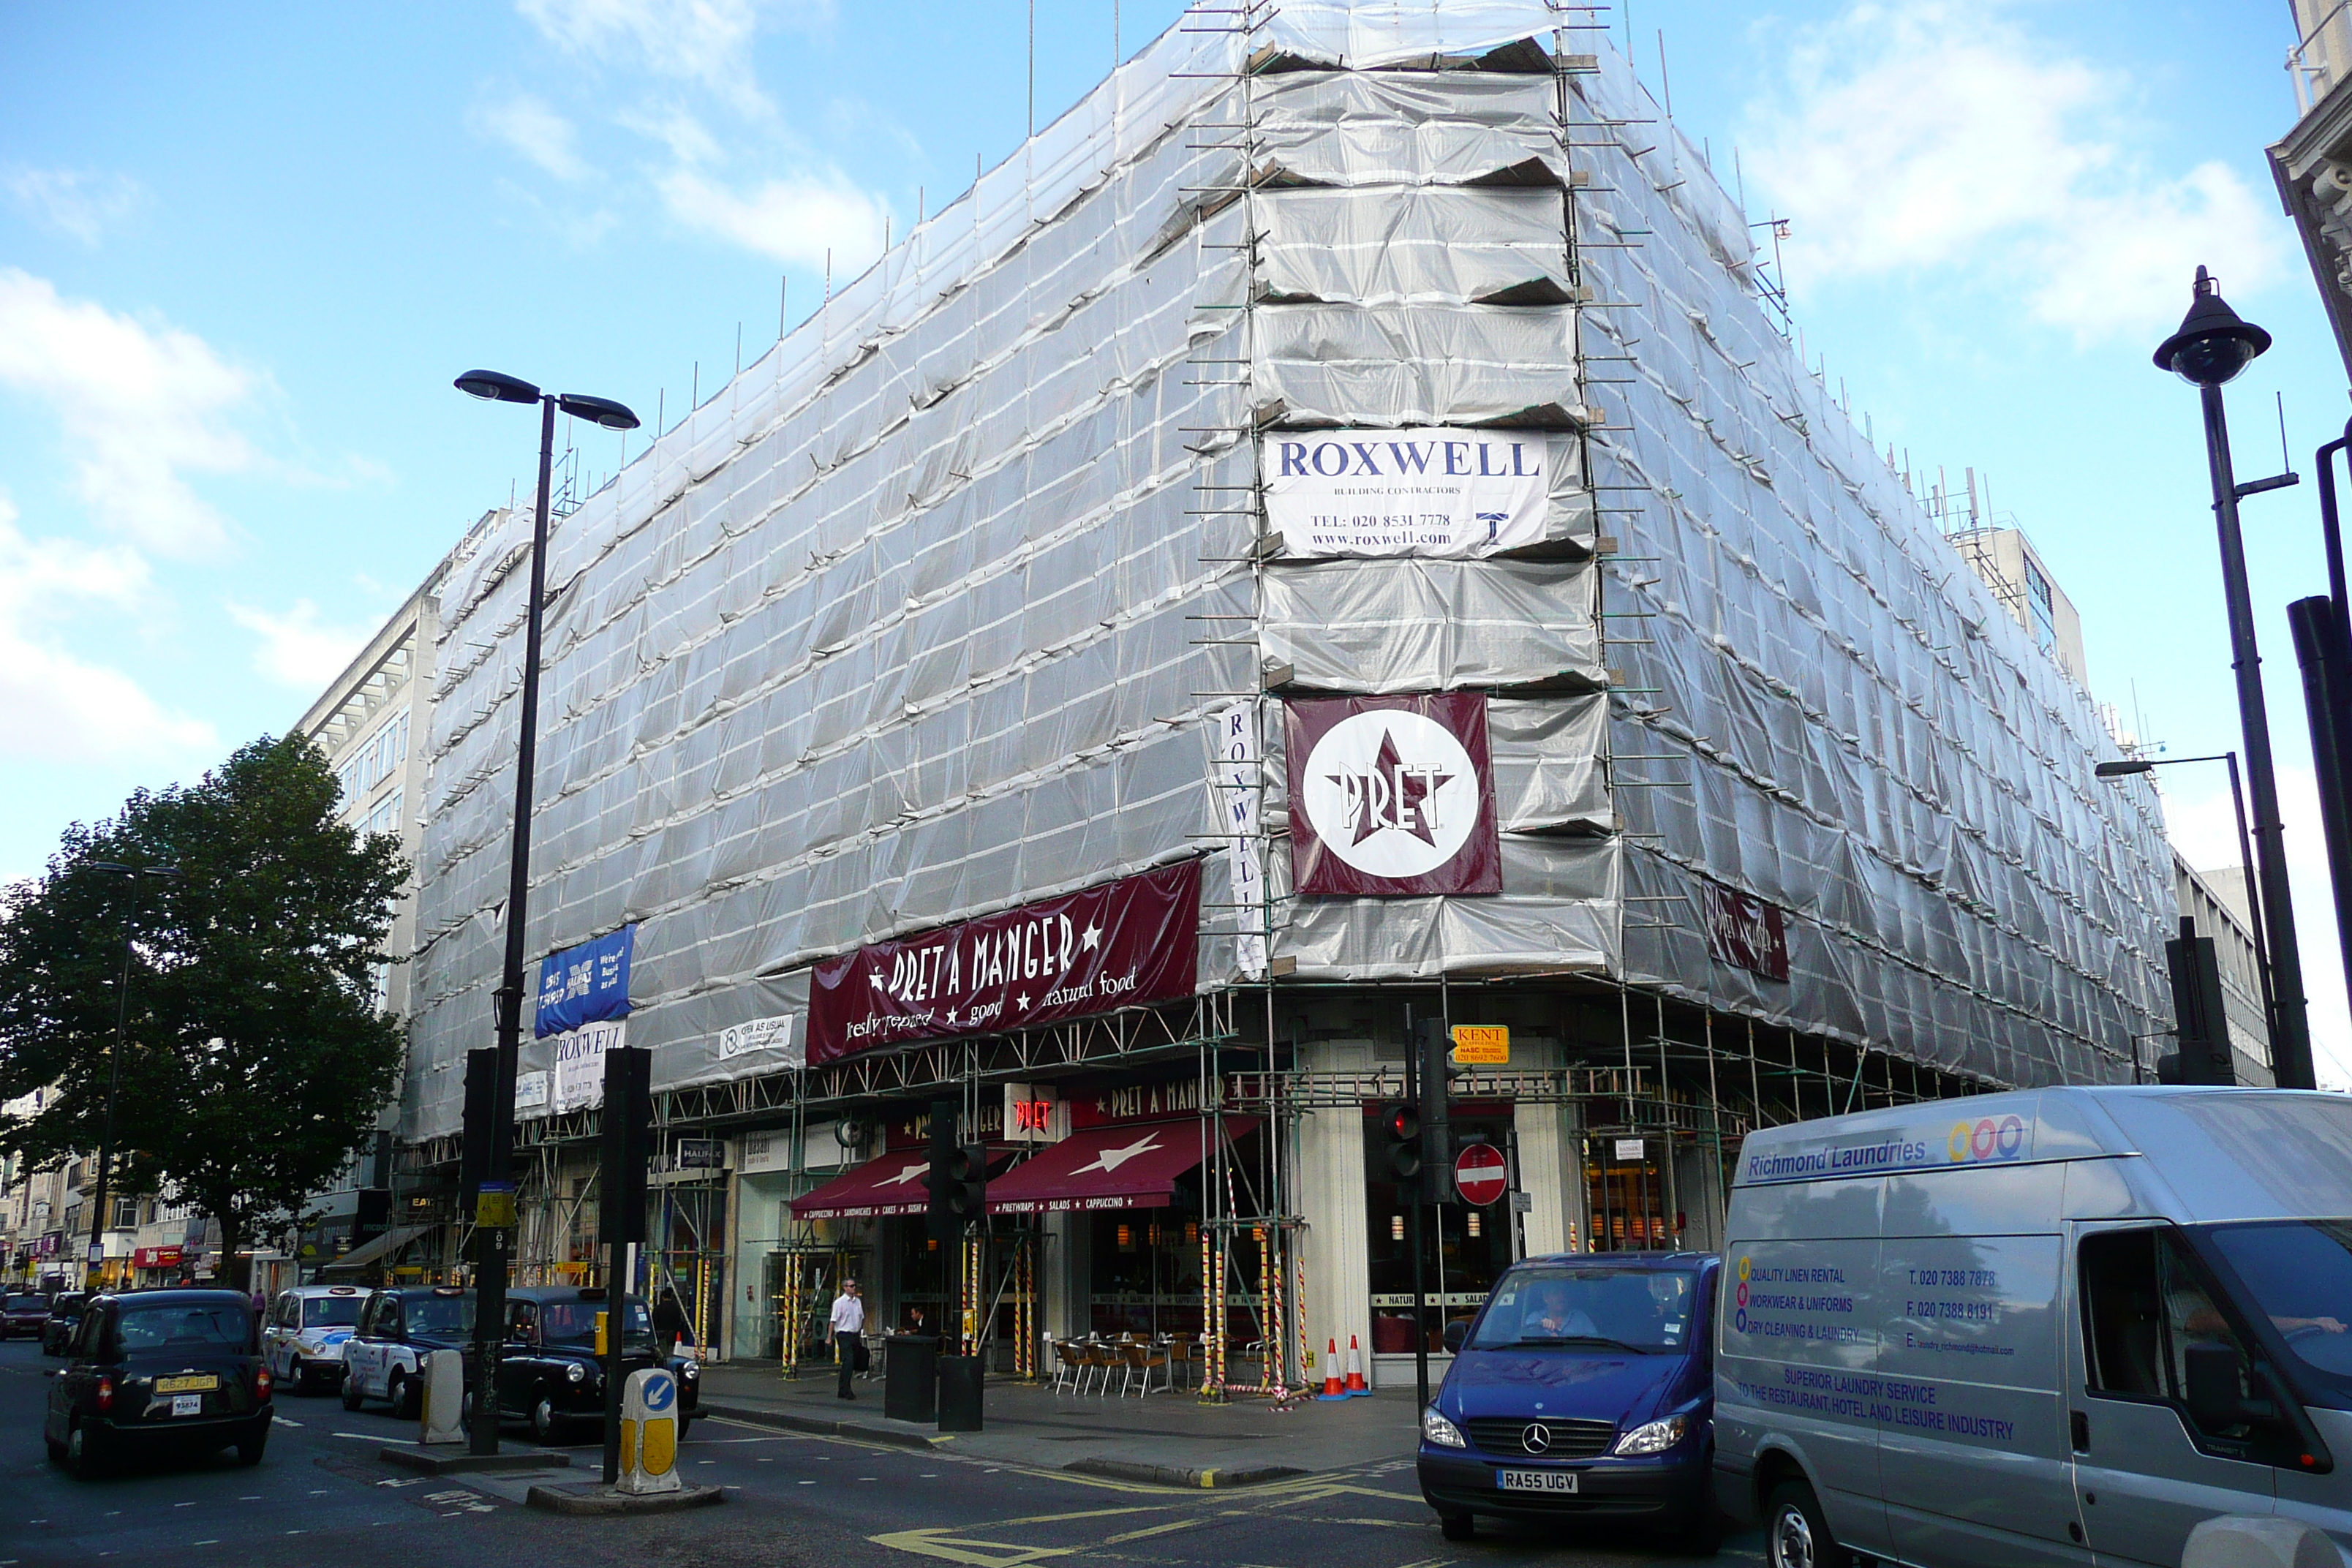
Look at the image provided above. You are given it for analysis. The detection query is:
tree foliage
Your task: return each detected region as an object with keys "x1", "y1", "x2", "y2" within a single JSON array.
[{"x1": 0, "y1": 734, "x2": 406, "y2": 1285}]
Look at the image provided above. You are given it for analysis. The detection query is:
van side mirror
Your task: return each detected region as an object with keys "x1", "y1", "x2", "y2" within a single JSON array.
[
  {"x1": 1442, "y1": 1319, "x2": 1469, "y2": 1354},
  {"x1": 2185, "y1": 1341, "x2": 2272, "y2": 1430}
]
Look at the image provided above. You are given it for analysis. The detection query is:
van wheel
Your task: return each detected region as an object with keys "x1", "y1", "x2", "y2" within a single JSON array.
[
  {"x1": 1765, "y1": 1479, "x2": 1848, "y2": 1568},
  {"x1": 340, "y1": 1371, "x2": 366, "y2": 1411},
  {"x1": 1439, "y1": 1513, "x2": 1475, "y2": 1542}
]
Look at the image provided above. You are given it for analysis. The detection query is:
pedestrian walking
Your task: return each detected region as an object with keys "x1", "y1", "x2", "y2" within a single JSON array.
[
  {"x1": 654, "y1": 1286, "x2": 695, "y2": 1361},
  {"x1": 830, "y1": 1278, "x2": 866, "y2": 1399}
]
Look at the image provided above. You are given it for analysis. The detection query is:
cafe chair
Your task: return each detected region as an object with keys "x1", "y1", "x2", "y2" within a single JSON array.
[{"x1": 1120, "y1": 1338, "x2": 1170, "y2": 1397}]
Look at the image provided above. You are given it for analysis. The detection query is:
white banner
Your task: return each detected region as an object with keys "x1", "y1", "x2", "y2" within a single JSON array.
[
  {"x1": 718, "y1": 1014, "x2": 802, "y2": 1068},
  {"x1": 551, "y1": 1017, "x2": 627, "y2": 1112},
  {"x1": 1262, "y1": 427, "x2": 1548, "y2": 557},
  {"x1": 513, "y1": 1070, "x2": 551, "y2": 1116},
  {"x1": 1211, "y1": 704, "x2": 1269, "y2": 978}
]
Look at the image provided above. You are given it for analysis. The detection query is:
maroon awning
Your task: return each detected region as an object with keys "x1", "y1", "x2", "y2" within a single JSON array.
[
  {"x1": 985, "y1": 1117, "x2": 1260, "y2": 1215},
  {"x1": 788, "y1": 1150, "x2": 941, "y2": 1219}
]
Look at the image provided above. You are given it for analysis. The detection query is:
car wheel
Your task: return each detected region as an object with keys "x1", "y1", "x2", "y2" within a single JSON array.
[
  {"x1": 531, "y1": 1398, "x2": 564, "y2": 1446},
  {"x1": 1764, "y1": 1478, "x2": 1849, "y2": 1568},
  {"x1": 45, "y1": 1432, "x2": 66, "y2": 1464},
  {"x1": 389, "y1": 1371, "x2": 416, "y2": 1421},
  {"x1": 341, "y1": 1369, "x2": 366, "y2": 1411},
  {"x1": 1439, "y1": 1513, "x2": 1474, "y2": 1542},
  {"x1": 65, "y1": 1420, "x2": 108, "y2": 1480},
  {"x1": 236, "y1": 1424, "x2": 268, "y2": 1466}
]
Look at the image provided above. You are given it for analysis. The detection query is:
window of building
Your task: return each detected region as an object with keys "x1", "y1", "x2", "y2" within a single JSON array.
[{"x1": 2024, "y1": 557, "x2": 2058, "y2": 655}]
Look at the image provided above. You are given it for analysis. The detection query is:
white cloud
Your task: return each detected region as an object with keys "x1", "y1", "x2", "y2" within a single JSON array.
[
  {"x1": 2164, "y1": 765, "x2": 2352, "y2": 1090},
  {"x1": 657, "y1": 167, "x2": 886, "y2": 269},
  {"x1": 6, "y1": 168, "x2": 144, "y2": 244},
  {"x1": 516, "y1": 0, "x2": 828, "y2": 117},
  {"x1": 1743, "y1": 1, "x2": 2287, "y2": 340},
  {"x1": 0, "y1": 495, "x2": 215, "y2": 766},
  {"x1": 471, "y1": 92, "x2": 592, "y2": 182},
  {"x1": 0, "y1": 268, "x2": 255, "y2": 557},
  {"x1": 225, "y1": 599, "x2": 376, "y2": 689}
]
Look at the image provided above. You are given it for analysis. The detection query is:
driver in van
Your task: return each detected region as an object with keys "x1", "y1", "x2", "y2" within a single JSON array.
[{"x1": 1526, "y1": 1281, "x2": 1598, "y2": 1338}]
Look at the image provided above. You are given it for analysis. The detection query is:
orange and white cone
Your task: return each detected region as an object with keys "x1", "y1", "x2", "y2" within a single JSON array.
[
  {"x1": 1344, "y1": 1333, "x2": 1369, "y2": 1395},
  {"x1": 1318, "y1": 1338, "x2": 1347, "y2": 1400}
]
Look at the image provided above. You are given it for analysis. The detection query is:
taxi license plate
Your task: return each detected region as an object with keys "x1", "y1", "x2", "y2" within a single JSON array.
[
  {"x1": 1497, "y1": 1469, "x2": 1578, "y2": 1493},
  {"x1": 155, "y1": 1375, "x2": 217, "y2": 1393},
  {"x1": 170, "y1": 1395, "x2": 203, "y2": 1417}
]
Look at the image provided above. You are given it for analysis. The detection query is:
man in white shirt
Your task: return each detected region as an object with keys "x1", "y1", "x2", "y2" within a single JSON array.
[{"x1": 830, "y1": 1278, "x2": 866, "y2": 1399}]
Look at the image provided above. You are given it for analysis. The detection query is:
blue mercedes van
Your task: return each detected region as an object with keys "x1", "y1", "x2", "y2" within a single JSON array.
[{"x1": 1418, "y1": 1251, "x2": 1722, "y2": 1548}]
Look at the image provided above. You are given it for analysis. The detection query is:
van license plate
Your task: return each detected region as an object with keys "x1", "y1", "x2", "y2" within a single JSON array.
[
  {"x1": 170, "y1": 1395, "x2": 202, "y2": 1417},
  {"x1": 1497, "y1": 1469, "x2": 1578, "y2": 1493}
]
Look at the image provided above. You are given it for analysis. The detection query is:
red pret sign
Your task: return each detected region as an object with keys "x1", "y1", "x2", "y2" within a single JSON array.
[
  {"x1": 1454, "y1": 1142, "x2": 1509, "y2": 1207},
  {"x1": 807, "y1": 860, "x2": 1202, "y2": 1066},
  {"x1": 1700, "y1": 878, "x2": 1790, "y2": 982},
  {"x1": 1286, "y1": 693, "x2": 1501, "y2": 897}
]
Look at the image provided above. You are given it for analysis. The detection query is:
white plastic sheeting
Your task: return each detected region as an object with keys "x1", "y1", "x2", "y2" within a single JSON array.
[
  {"x1": 1560, "y1": 46, "x2": 2171, "y2": 1085},
  {"x1": 404, "y1": 0, "x2": 2169, "y2": 1143}
]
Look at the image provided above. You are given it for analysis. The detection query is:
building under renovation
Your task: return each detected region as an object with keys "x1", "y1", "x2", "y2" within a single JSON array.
[{"x1": 396, "y1": 1, "x2": 2176, "y2": 1387}]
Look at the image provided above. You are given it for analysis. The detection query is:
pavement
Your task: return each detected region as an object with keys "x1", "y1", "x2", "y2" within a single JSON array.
[
  {"x1": 696, "y1": 1360, "x2": 1414, "y2": 1484},
  {"x1": 0, "y1": 1337, "x2": 1760, "y2": 1568}
]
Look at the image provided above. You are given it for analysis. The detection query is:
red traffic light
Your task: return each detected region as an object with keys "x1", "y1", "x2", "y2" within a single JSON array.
[{"x1": 1386, "y1": 1104, "x2": 1420, "y2": 1142}]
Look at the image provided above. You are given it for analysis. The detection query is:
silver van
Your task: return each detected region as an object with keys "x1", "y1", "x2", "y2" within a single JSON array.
[{"x1": 1714, "y1": 1086, "x2": 2352, "y2": 1568}]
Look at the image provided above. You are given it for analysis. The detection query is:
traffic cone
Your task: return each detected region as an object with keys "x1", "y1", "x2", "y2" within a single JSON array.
[
  {"x1": 1344, "y1": 1334, "x2": 1369, "y2": 1395},
  {"x1": 1318, "y1": 1338, "x2": 1346, "y2": 1400}
]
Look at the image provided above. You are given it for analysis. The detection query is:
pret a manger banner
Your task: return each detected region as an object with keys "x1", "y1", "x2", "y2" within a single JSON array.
[
  {"x1": 807, "y1": 860, "x2": 1202, "y2": 1066},
  {"x1": 1262, "y1": 426, "x2": 1548, "y2": 557},
  {"x1": 1286, "y1": 693, "x2": 1501, "y2": 897}
]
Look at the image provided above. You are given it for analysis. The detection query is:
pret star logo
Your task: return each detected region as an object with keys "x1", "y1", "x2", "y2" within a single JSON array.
[{"x1": 1299, "y1": 709, "x2": 1478, "y2": 879}]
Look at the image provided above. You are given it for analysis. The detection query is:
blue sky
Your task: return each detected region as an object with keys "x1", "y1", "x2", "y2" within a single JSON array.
[{"x1": 3, "y1": 1, "x2": 2345, "y2": 1074}]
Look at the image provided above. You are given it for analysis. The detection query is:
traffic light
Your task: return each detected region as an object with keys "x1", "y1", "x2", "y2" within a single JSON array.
[
  {"x1": 1419, "y1": 1020, "x2": 1455, "y2": 1205},
  {"x1": 927, "y1": 1099, "x2": 984, "y2": 1240},
  {"x1": 1381, "y1": 1102, "x2": 1422, "y2": 1199},
  {"x1": 2159, "y1": 917, "x2": 2236, "y2": 1086},
  {"x1": 947, "y1": 1143, "x2": 987, "y2": 1223},
  {"x1": 599, "y1": 1045, "x2": 653, "y2": 1245}
]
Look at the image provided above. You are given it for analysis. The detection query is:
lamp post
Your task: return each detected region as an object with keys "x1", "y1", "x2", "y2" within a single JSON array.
[
  {"x1": 83, "y1": 862, "x2": 181, "y2": 1289},
  {"x1": 2152, "y1": 267, "x2": 2318, "y2": 1091},
  {"x1": 2096, "y1": 754, "x2": 2277, "y2": 1067},
  {"x1": 453, "y1": 371, "x2": 638, "y2": 1455}
]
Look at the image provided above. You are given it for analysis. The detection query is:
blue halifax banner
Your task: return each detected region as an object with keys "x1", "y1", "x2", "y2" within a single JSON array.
[{"x1": 534, "y1": 924, "x2": 635, "y2": 1038}]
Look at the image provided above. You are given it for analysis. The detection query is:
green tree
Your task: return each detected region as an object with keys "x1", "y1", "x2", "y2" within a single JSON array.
[{"x1": 0, "y1": 734, "x2": 406, "y2": 1288}]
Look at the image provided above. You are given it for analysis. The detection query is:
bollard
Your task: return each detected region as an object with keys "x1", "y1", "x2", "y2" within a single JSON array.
[
  {"x1": 419, "y1": 1349, "x2": 466, "y2": 1446},
  {"x1": 616, "y1": 1368, "x2": 682, "y2": 1496},
  {"x1": 2182, "y1": 1516, "x2": 2342, "y2": 1568}
]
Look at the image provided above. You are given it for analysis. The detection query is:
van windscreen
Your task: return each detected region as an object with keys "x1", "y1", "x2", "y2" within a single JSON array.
[
  {"x1": 1467, "y1": 1267, "x2": 1697, "y2": 1353},
  {"x1": 2201, "y1": 1219, "x2": 2352, "y2": 1405}
]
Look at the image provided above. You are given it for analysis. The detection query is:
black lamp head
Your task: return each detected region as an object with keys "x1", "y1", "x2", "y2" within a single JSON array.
[
  {"x1": 454, "y1": 369, "x2": 542, "y2": 404},
  {"x1": 556, "y1": 393, "x2": 641, "y2": 431},
  {"x1": 2153, "y1": 266, "x2": 2271, "y2": 387},
  {"x1": 2095, "y1": 759, "x2": 2155, "y2": 778}
]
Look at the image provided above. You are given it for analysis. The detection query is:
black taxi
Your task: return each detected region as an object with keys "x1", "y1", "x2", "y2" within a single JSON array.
[
  {"x1": 486, "y1": 1286, "x2": 700, "y2": 1444},
  {"x1": 43, "y1": 1289, "x2": 272, "y2": 1476}
]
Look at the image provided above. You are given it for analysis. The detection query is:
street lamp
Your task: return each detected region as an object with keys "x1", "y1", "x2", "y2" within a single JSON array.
[
  {"x1": 452, "y1": 370, "x2": 638, "y2": 1455},
  {"x1": 83, "y1": 862, "x2": 181, "y2": 1289},
  {"x1": 2151, "y1": 268, "x2": 2318, "y2": 1091},
  {"x1": 2095, "y1": 754, "x2": 2277, "y2": 1064}
]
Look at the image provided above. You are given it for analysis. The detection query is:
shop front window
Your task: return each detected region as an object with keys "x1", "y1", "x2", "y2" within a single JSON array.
[
  {"x1": 1089, "y1": 1186, "x2": 1207, "y2": 1339},
  {"x1": 1365, "y1": 1109, "x2": 1518, "y2": 1354}
]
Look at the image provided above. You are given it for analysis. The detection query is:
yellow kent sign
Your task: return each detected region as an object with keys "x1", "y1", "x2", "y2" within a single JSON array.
[{"x1": 1450, "y1": 1024, "x2": 1509, "y2": 1065}]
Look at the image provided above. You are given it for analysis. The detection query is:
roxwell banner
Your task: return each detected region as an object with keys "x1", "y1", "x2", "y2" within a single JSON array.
[
  {"x1": 807, "y1": 860, "x2": 1202, "y2": 1066},
  {"x1": 1261, "y1": 426, "x2": 1548, "y2": 557},
  {"x1": 1287, "y1": 693, "x2": 1501, "y2": 897}
]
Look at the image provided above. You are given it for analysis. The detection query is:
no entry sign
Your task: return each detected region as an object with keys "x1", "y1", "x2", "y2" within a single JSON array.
[{"x1": 1454, "y1": 1142, "x2": 1509, "y2": 1207}]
